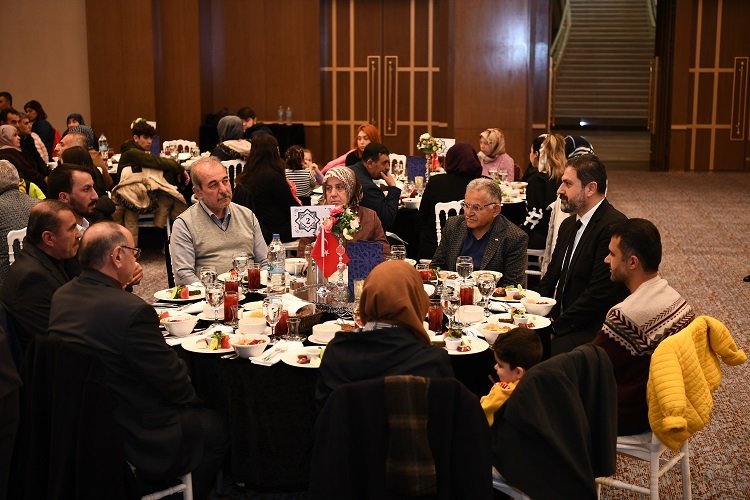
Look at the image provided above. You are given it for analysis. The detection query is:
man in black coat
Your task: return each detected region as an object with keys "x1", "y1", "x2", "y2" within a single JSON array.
[
  {"x1": 537, "y1": 154, "x2": 628, "y2": 355},
  {"x1": 352, "y1": 142, "x2": 401, "y2": 231},
  {"x1": 48, "y1": 222, "x2": 227, "y2": 499},
  {"x1": 0, "y1": 200, "x2": 81, "y2": 353}
]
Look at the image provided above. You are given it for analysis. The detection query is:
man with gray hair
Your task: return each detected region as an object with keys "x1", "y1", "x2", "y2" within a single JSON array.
[
  {"x1": 49, "y1": 222, "x2": 227, "y2": 499},
  {"x1": 0, "y1": 160, "x2": 38, "y2": 282},
  {"x1": 171, "y1": 156, "x2": 267, "y2": 284},
  {"x1": 431, "y1": 177, "x2": 528, "y2": 287}
]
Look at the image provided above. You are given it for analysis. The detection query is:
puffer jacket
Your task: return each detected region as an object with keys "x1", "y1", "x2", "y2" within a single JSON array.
[{"x1": 647, "y1": 316, "x2": 746, "y2": 450}]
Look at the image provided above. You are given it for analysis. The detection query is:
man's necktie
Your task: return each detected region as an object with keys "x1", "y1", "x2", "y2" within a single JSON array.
[{"x1": 554, "y1": 219, "x2": 583, "y2": 308}]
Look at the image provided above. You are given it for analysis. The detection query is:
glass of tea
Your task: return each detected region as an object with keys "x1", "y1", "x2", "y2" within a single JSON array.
[
  {"x1": 246, "y1": 263, "x2": 262, "y2": 290},
  {"x1": 428, "y1": 298, "x2": 443, "y2": 333}
]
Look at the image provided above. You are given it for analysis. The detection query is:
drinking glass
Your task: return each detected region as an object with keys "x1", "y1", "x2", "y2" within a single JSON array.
[
  {"x1": 286, "y1": 316, "x2": 303, "y2": 341},
  {"x1": 405, "y1": 181, "x2": 415, "y2": 197},
  {"x1": 414, "y1": 176, "x2": 425, "y2": 196},
  {"x1": 488, "y1": 168, "x2": 498, "y2": 180},
  {"x1": 390, "y1": 245, "x2": 406, "y2": 260},
  {"x1": 428, "y1": 298, "x2": 444, "y2": 333},
  {"x1": 477, "y1": 273, "x2": 496, "y2": 316},
  {"x1": 206, "y1": 285, "x2": 224, "y2": 330},
  {"x1": 416, "y1": 263, "x2": 432, "y2": 282},
  {"x1": 247, "y1": 263, "x2": 262, "y2": 290},
  {"x1": 441, "y1": 290, "x2": 460, "y2": 330},
  {"x1": 232, "y1": 252, "x2": 249, "y2": 291},
  {"x1": 198, "y1": 265, "x2": 217, "y2": 289},
  {"x1": 223, "y1": 291, "x2": 239, "y2": 324},
  {"x1": 499, "y1": 171, "x2": 508, "y2": 182},
  {"x1": 263, "y1": 296, "x2": 282, "y2": 344},
  {"x1": 456, "y1": 256, "x2": 474, "y2": 282}
]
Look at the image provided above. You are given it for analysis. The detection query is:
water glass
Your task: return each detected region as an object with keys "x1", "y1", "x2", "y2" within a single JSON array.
[
  {"x1": 477, "y1": 273, "x2": 496, "y2": 315},
  {"x1": 198, "y1": 265, "x2": 217, "y2": 289},
  {"x1": 456, "y1": 256, "x2": 474, "y2": 281},
  {"x1": 263, "y1": 297, "x2": 282, "y2": 344},
  {"x1": 488, "y1": 168, "x2": 498, "y2": 180},
  {"x1": 286, "y1": 316, "x2": 303, "y2": 341},
  {"x1": 441, "y1": 291, "x2": 460, "y2": 330},
  {"x1": 206, "y1": 285, "x2": 224, "y2": 329}
]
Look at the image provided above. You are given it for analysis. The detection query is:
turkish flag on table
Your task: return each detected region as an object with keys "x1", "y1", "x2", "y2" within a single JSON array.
[{"x1": 310, "y1": 228, "x2": 350, "y2": 278}]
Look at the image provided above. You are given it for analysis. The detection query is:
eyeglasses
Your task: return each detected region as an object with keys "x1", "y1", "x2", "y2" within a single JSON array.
[
  {"x1": 460, "y1": 201, "x2": 499, "y2": 212},
  {"x1": 119, "y1": 245, "x2": 142, "y2": 259}
]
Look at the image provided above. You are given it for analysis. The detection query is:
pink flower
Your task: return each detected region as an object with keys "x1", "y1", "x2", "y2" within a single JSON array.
[
  {"x1": 322, "y1": 217, "x2": 334, "y2": 233},
  {"x1": 330, "y1": 206, "x2": 344, "y2": 217}
]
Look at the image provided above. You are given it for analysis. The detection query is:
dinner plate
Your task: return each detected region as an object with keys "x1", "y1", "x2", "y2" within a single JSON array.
[
  {"x1": 470, "y1": 270, "x2": 503, "y2": 282},
  {"x1": 181, "y1": 333, "x2": 239, "y2": 354},
  {"x1": 502, "y1": 197, "x2": 525, "y2": 204},
  {"x1": 281, "y1": 347, "x2": 323, "y2": 368},
  {"x1": 516, "y1": 314, "x2": 551, "y2": 330},
  {"x1": 489, "y1": 288, "x2": 541, "y2": 303},
  {"x1": 154, "y1": 287, "x2": 205, "y2": 302},
  {"x1": 429, "y1": 335, "x2": 489, "y2": 356},
  {"x1": 307, "y1": 334, "x2": 331, "y2": 345}
]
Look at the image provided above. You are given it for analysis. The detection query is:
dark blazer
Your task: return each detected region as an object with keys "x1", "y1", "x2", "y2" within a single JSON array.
[
  {"x1": 0, "y1": 243, "x2": 75, "y2": 353},
  {"x1": 48, "y1": 269, "x2": 203, "y2": 478},
  {"x1": 537, "y1": 198, "x2": 629, "y2": 353},
  {"x1": 430, "y1": 214, "x2": 528, "y2": 287},
  {"x1": 233, "y1": 167, "x2": 299, "y2": 243},
  {"x1": 491, "y1": 344, "x2": 617, "y2": 499},
  {"x1": 352, "y1": 161, "x2": 401, "y2": 231}
]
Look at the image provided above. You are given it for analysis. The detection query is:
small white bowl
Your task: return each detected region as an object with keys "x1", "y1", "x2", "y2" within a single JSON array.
[
  {"x1": 445, "y1": 336, "x2": 461, "y2": 351},
  {"x1": 403, "y1": 198, "x2": 421, "y2": 210},
  {"x1": 456, "y1": 305, "x2": 484, "y2": 324},
  {"x1": 231, "y1": 334, "x2": 270, "y2": 358},
  {"x1": 521, "y1": 297, "x2": 556, "y2": 317},
  {"x1": 162, "y1": 314, "x2": 199, "y2": 337},
  {"x1": 312, "y1": 322, "x2": 340, "y2": 343},
  {"x1": 479, "y1": 322, "x2": 513, "y2": 345},
  {"x1": 238, "y1": 316, "x2": 267, "y2": 335},
  {"x1": 284, "y1": 257, "x2": 306, "y2": 275}
]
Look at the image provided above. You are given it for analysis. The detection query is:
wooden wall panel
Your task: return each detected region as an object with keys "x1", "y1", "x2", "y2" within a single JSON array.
[
  {"x1": 451, "y1": 0, "x2": 531, "y2": 165},
  {"x1": 86, "y1": 0, "x2": 157, "y2": 150},
  {"x1": 154, "y1": 0, "x2": 202, "y2": 142}
]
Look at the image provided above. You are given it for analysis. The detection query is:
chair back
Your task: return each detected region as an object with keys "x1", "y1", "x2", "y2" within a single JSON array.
[
  {"x1": 162, "y1": 140, "x2": 197, "y2": 154},
  {"x1": 7, "y1": 227, "x2": 26, "y2": 265},
  {"x1": 526, "y1": 248, "x2": 545, "y2": 277},
  {"x1": 221, "y1": 159, "x2": 246, "y2": 187},
  {"x1": 434, "y1": 200, "x2": 463, "y2": 245},
  {"x1": 311, "y1": 376, "x2": 493, "y2": 499}
]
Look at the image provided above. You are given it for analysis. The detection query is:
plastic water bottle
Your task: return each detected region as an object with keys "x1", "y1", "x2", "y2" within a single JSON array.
[
  {"x1": 285, "y1": 106, "x2": 292, "y2": 125},
  {"x1": 267, "y1": 234, "x2": 286, "y2": 293},
  {"x1": 277, "y1": 105, "x2": 284, "y2": 123},
  {"x1": 98, "y1": 134, "x2": 109, "y2": 160}
]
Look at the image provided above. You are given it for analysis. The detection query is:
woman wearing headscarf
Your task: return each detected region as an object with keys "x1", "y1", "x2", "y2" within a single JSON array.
[
  {"x1": 211, "y1": 115, "x2": 251, "y2": 161},
  {"x1": 417, "y1": 143, "x2": 483, "y2": 259},
  {"x1": 521, "y1": 133, "x2": 567, "y2": 249},
  {"x1": 296, "y1": 165, "x2": 389, "y2": 254},
  {"x1": 233, "y1": 133, "x2": 299, "y2": 242},
  {"x1": 478, "y1": 128, "x2": 515, "y2": 180},
  {"x1": 0, "y1": 124, "x2": 47, "y2": 194},
  {"x1": 315, "y1": 260, "x2": 454, "y2": 406}
]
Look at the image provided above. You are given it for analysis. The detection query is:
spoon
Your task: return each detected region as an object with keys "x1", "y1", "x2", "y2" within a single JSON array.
[{"x1": 221, "y1": 353, "x2": 239, "y2": 360}]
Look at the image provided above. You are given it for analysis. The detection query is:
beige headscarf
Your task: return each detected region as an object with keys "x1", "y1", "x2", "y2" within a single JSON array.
[
  {"x1": 323, "y1": 166, "x2": 363, "y2": 208},
  {"x1": 0, "y1": 125, "x2": 20, "y2": 151},
  {"x1": 479, "y1": 128, "x2": 506, "y2": 161},
  {"x1": 360, "y1": 260, "x2": 430, "y2": 344}
]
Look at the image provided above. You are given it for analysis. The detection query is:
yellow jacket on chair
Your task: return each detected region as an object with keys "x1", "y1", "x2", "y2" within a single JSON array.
[{"x1": 647, "y1": 316, "x2": 746, "y2": 450}]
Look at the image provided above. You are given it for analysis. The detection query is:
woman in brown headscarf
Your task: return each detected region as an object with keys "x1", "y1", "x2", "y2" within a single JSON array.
[
  {"x1": 0, "y1": 124, "x2": 48, "y2": 193},
  {"x1": 297, "y1": 165, "x2": 389, "y2": 254},
  {"x1": 315, "y1": 260, "x2": 454, "y2": 406},
  {"x1": 417, "y1": 142, "x2": 483, "y2": 259}
]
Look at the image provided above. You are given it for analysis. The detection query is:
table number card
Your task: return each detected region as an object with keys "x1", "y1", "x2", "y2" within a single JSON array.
[{"x1": 290, "y1": 205, "x2": 335, "y2": 238}]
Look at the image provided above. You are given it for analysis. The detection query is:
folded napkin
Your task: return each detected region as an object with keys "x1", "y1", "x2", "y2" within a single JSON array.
[
  {"x1": 280, "y1": 294, "x2": 312, "y2": 315},
  {"x1": 180, "y1": 300, "x2": 206, "y2": 315},
  {"x1": 250, "y1": 340, "x2": 303, "y2": 366},
  {"x1": 165, "y1": 334, "x2": 199, "y2": 347}
]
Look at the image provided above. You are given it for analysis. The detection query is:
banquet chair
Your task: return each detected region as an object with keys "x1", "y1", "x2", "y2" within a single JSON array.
[
  {"x1": 311, "y1": 376, "x2": 493, "y2": 499},
  {"x1": 526, "y1": 248, "x2": 545, "y2": 277},
  {"x1": 162, "y1": 140, "x2": 197, "y2": 154},
  {"x1": 434, "y1": 200, "x2": 463, "y2": 245},
  {"x1": 18, "y1": 336, "x2": 195, "y2": 500},
  {"x1": 595, "y1": 433, "x2": 691, "y2": 500},
  {"x1": 7, "y1": 227, "x2": 26, "y2": 265},
  {"x1": 221, "y1": 159, "x2": 245, "y2": 186}
]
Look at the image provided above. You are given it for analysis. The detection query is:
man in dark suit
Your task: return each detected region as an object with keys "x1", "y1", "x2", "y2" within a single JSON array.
[
  {"x1": 48, "y1": 222, "x2": 227, "y2": 500},
  {"x1": 431, "y1": 178, "x2": 528, "y2": 287},
  {"x1": 537, "y1": 154, "x2": 628, "y2": 355},
  {"x1": 0, "y1": 200, "x2": 81, "y2": 353},
  {"x1": 352, "y1": 142, "x2": 401, "y2": 230}
]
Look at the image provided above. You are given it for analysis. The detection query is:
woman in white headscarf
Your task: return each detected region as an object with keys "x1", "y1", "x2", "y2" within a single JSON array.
[
  {"x1": 478, "y1": 128, "x2": 515, "y2": 181},
  {"x1": 211, "y1": 115, "x2": 251, "y2": 161},
  {"x1": 296, "y1": 166, "x2": 389, "y2": 254},
  {"x1": 0, "y1": 124, "x2": 47, "y2": 193}
]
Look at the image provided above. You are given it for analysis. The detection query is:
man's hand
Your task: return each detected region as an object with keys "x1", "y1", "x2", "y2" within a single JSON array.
[
  {"x1": 126, "y1": 262, "x2": 144, "y2": 288},
  {"x1": 381, "y1": 169, "x2": 397, "y2": 187},
  {"x1": 181, "y1": 170, "x2": 191, "y2": 186}
]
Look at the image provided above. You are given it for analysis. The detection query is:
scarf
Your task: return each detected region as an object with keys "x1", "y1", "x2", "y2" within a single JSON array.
[
  {"x1": 479, "y1": 128, "x2": 505, "y2": 161},
  {"x1": 445, "y1": 143, "x2": 482, "y2": 177},
  {"x1": 0, "y1": 124, "x2": 20, "y2": 151},
  {"x1": 601, "y1": 275, "x2": 695, "y2": 356},
  {"x1": 359, "y1": 260, "x2": 430, "y2": 344},
  {"x1": 323, "y1": 166, "x2": 362, "y2": 208},
  {"x1": 217, "y1": 115, "x2": 244, "y2": 141}
]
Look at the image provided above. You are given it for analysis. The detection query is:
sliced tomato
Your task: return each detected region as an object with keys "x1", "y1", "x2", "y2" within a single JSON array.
[
  {"x1": 179, "y1": 287, "x2": 190, "y2": 299},
  {"x1": 220, "y1": 335, "x2": 230, "y2": 349}
]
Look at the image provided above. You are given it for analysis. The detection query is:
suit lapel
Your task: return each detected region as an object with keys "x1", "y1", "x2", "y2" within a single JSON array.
[
  {"x1": 480, "y1": 217, "x2": 505, "y2": 270},
  {"x1": 566, "y1": 199, "x2": 610, "y2": 273}
]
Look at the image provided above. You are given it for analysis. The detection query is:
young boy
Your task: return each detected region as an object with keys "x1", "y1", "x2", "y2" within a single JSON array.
[{"x1": 480, "y1": 327, "x2": 543, "y2": 426}]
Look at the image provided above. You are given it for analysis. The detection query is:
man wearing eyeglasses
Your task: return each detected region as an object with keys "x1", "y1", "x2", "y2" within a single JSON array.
[
  {"x1": 0, "y1": 200, "x2": 81, "y2": 353},
  {"x1": 431, "y1": 178, "x2": 528, "y2": 287},
  {"x1": 49, "y1": 222, "x2": 227, "y2": 500}
]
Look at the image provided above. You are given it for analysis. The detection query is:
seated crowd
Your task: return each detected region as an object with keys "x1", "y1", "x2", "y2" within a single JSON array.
[{"x1": 0, "y1": 91, "x2": 742, "y2": 499}]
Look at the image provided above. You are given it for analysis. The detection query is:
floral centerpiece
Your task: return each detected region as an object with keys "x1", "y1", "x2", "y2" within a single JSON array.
[
  {"x1": 416, "y1": 133, "x2": 441, "y2": 179},
  {"x1": 323, "y1": 205, "x2": 361, "y2": 240}
]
